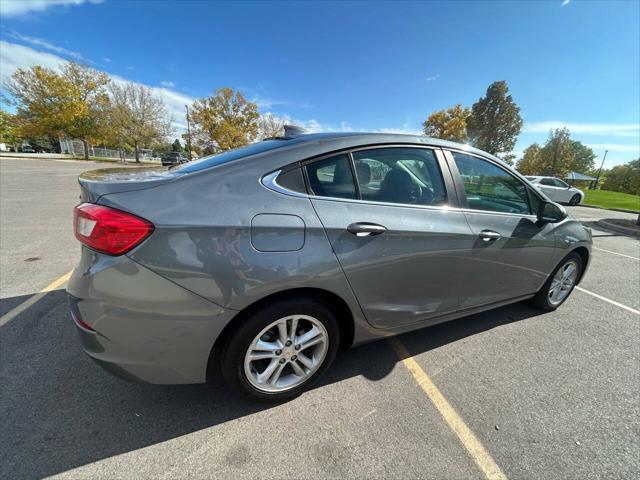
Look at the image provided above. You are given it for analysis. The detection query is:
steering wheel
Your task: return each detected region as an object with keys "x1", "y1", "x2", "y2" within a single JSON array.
[{"x1": 407, "y1": 184, "x2": 422, "y2": 204}]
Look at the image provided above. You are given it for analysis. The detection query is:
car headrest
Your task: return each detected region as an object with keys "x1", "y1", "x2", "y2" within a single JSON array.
[{"x1": 355, "y1": 162, "x2": 371, "y2": 185}]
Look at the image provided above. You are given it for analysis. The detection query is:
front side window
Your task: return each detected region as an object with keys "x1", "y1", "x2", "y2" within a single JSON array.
[
  {"x1": 452, "y1": 152, "x2": 532, "y2": 215},
  {"x1": 352, "y1": 148, "x2": 447, "y2": 206},
  {"x1": 305, "y1": 154, "x2": 357, "y2": 199}
]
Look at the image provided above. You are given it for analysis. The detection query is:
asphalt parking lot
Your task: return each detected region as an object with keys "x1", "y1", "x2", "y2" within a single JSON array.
[{"x1": 1, "y1": 157, "x2": 639, "y2": 479}]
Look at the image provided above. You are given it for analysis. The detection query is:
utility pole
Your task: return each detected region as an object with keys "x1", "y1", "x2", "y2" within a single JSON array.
[
  {"x1": 185, "y1": 104, "x2": 192, "y2": 162},
  {"x1": 593, "y1": 149, "x2": 608, "y2": 190}
]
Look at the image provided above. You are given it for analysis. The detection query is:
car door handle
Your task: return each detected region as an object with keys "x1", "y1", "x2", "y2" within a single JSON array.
[
  {"x1": 347, "y1": 222, "x2": 387, "y2": 237},
  {"x1": 479, "y1": 230, "x2": 502, "y2": 242}
]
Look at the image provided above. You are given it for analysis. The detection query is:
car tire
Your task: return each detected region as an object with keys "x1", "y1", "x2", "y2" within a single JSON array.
[
  {"x1": 529, "y1": 252, "x2": 582, "y2": 311},
  {"x1": 569, "y1": 194, "x2": 581, "y2": 206},
  {"x1": 221, "y1": 297, "x2": 340, "y2": 402}
]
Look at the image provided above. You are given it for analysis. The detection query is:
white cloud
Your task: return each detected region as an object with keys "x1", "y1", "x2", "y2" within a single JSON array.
[
  {"x1": 251, "y1": 95, "x2": 287, "y2": 109},
  {"x1": 585, "y1": 143, "x2": 640, "y2": 154},
  {"x1": 425, "y1": 74, "x2": 440, "y2": 82},
  {"x1": 103, "y1": 57, "x2": 112, "y2": 63},
  {"x1": 0, "y1": 0, "x2": 102, "y2": 16},
  {"x1": 561, "y1": 0, "x2": 570, "y2": 6},
  {"x1": 160, "y1": 80, "x2": 175, "y2": 88},
  {"x1": 0, "y1": 40, "x2": 193, "y2": 133},
  {"x1": 374, "y1": 121, "x2": 422, "y2": 135},
  {"x1": 524, "y1": 121, "x2": 640, "y2": 137},
  {"x1": 0, "y1": 40, "x2": 66, "y2": 76},
  {"x1": 9, "y1": 32, "x2": 85, "y2": 61}
]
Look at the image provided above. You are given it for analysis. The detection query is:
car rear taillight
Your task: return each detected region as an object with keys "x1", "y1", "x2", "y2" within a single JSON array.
[{"x1": 73, "y1": 203, "x2": 154, "y2": 255}]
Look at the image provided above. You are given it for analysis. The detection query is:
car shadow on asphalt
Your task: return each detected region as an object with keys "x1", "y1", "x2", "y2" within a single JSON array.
[{"x1": 0, "y1": 289, "x2": 544, "y2": 479}]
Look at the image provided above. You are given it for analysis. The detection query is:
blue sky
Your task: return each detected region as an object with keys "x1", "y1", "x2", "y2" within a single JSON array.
[{"x1": 1, "y1": 0, "x2": 638, "y2": 167}]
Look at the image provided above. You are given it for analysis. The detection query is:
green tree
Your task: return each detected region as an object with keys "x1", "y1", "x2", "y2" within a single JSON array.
[
  {"x1": 422, "y1": 104, "x2": 469, "y2": 142},
  {"x1": 602, "y1": 159, "x2": 640, "y2": 195},
  {"x1": 569, "y1": 140, "x2": 597, "y2": 174},
  {"x1": 171, "y1": 138, "x2": 183, "y2": 152},
  {"x1": 467, "y1": 80, "x2": 523, "y2": 160},
  {"x1": 516, "y1": 128, "x2": 596, "y2": 178},
  {"x1": 515, "y1": 143, "x2": 543, "y2": 175},
  {"x1": 109, "y1": 81, "x2": 173, "y2": 162},
  {"x1": 0, "y1": 109, "x2": 23, "y2": 150},
  {"x1": 5, "y1": 62, "x2": 110, "y2": 159},
  {"x1": 189, "y1": 87, "x2": 259, "y2": 154}
]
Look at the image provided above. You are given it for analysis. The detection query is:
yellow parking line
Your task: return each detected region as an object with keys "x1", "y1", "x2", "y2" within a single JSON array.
[
  {"x1": 0, "y1": 270, "x2": 74, "y2": 327},
  {"x1": 389, "y1": 337, "x2": 508, "y2": 480}
]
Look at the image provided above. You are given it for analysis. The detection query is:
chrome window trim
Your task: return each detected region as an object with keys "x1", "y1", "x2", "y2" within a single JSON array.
[
  {"x1": 308, "y1": 193, "x2": 539, "y2": 219},
  {"x1": 264, "y1": 169, "x2": 538, "y2": 219},
  {"x1": 261, "y1": 170, "x2": 308, "y2": 198}
]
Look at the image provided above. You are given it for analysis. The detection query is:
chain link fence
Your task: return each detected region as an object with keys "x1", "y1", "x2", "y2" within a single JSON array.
[{"x1": 59, "y1": 138, "x2": 160, "y2": 162}]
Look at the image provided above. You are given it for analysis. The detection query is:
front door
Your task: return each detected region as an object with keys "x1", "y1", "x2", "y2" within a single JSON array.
[
  {"x1": 306, "y1": 147, "x2": 471, "y2": 329},
  {"x1": 446, "y1": 151, "x2": 558, "y2": 309}
]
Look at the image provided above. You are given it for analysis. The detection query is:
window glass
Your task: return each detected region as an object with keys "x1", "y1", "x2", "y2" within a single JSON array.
[
  {"x1": 540, "y1": 178, "x2": 556, "y2": 186},
  {"x1": 554, "y1": 178, "x2": 569, "y2": 188},
  {"x1": 452, "y1": 152, "x2": 531, "y2": 214},
  {"x1": 276, "y1": 167, "x2": 306, "y2": 193},
  {"x1": 305, "y1": 154, "x2": 357, "y2": 199},
  {"x1": 352, "y1": 148, "x2": 447, "y2": 206},
  {"x1": 174, "y1": 140, "x2": 287, "y2": 173}
]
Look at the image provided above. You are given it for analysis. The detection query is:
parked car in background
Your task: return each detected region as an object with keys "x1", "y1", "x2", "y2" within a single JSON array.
[
  {"x1": 20, "y1": 145, "x2": 36, "y2": 154},
  {"x1": 525, "y1": 176, "x2": 584, "y2": 205},
  {"x1": 68, "y1": 128, "x2": 592, "y2": 401},
  {"x1": 161, "y1": 151, "x2": 188, "y2": 166}
]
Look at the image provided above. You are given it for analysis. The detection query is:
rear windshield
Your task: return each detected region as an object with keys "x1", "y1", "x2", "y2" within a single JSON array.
[{"x1": 174, "y1": 140, "x2": 288, "y2": 174}]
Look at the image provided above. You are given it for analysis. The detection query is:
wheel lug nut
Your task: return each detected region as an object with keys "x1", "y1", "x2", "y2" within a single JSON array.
[
  {"x1": 285, "y1": 340, "x2": 292, "y2": 347},
  {"x1": 275, "y1": 350, "x2": 282, "y2": 355},
  {"x1": 291, "y1": 355, "x2": 297, "y2": 361},
  {"x1": 294, "y1": 345, "x2": 300, "y2": 350},
  {"x1": 279, "y1": 358, "x2": 286, "y2": 364}
]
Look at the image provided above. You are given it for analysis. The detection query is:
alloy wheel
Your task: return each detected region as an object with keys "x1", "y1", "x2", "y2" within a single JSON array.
[
  {"x1": 243, "y1": 315, "x2": 329, "y2": 393},
  {"x1": 548, "y1": 260, "x2": 578, "y2": 306}
]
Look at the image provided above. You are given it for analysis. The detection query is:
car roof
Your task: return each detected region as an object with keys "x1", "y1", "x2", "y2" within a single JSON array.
[
  {"x1": 175, "y1": 131, "x2": 513, "y2": 175},
  {"x1": 282, "y1": 131, "x2": 504, "y2": 161}
]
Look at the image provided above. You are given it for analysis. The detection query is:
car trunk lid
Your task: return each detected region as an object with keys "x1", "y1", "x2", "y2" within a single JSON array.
[{"x1": 78, "y1": 166, "x2": 176, "y2": 202}]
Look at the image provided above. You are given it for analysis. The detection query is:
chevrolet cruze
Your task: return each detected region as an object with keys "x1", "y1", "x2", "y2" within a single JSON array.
[{"x1": 67, "y1": 127, "x2": 592, "y2": 401}]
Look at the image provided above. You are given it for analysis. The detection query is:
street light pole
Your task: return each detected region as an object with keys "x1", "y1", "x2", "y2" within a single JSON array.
[
  {"x1": 593, "y1": 149, "x2": 608, "y2": 190},
  {"x1": 185, "y1": 104, "x2": 192, "y2": 162}
]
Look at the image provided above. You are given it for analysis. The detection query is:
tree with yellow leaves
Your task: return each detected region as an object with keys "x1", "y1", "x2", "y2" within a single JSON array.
[
  {"x1": 189, "y1": 87, "x2": 259, "y2": 154},
  {"x1": 5, "y1": 62, "x2": 110, "y2": 159},
  {"x1": 422, "y1": 104, "x2": 470, "y2": 143}
]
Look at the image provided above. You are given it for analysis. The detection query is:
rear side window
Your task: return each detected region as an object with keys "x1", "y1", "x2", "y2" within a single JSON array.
[
  {"x1": 352, "y1": 148, "x2": 447, "y2": 206},
  {"x1": 174, "y1": 140, "x2": 287, "y2": 173},
  {"x1": 275, "y1": 167, "x2": 306, "y2": 194},
  {"x1": 305, "y1": 154, "x2": 357, "y2": 199},
  {"x1": 452, "y1": 152, "x2": 532, "y2": 215}
]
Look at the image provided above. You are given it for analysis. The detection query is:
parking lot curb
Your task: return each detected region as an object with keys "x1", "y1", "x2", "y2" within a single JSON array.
[
  {"x1": 581, "y1": 203, "x2": 640, "y2": 215},
  {"x1": 596, "y1": 219, "x2": 640, "y2": 237}
]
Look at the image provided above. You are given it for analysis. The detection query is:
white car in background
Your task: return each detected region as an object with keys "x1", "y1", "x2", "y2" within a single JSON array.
[{"x1": 525, "y1": 176, "x2": 584, "y2": 205}]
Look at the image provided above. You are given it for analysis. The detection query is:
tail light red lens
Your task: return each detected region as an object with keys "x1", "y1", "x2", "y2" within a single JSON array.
[{"x1": 73, "y1": 203, "x2": 154, "y2": 255}]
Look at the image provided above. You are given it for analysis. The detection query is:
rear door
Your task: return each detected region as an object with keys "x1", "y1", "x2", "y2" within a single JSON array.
[
  {"x1": 444, "y1": 151, "x2": 558, "y2": 308},
  {"x1": 307, "y1": 146, "x2": 472, "y2": 329},
  {"x1": 537, "y1": 178, "x2": 567, "y2": 202}
]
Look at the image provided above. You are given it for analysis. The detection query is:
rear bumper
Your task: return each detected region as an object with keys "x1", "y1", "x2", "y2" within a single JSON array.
[{"x1": 66, "y1": 248, "x2": 236, "y2": 384}]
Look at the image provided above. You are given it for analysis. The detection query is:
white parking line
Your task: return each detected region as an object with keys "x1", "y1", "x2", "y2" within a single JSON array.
[
  {"x1": 575, "y1": 287, "x2": 639, "y2": 315},
  {"x1": 593, "y1": 247, "x2": 640, "y2": 261}
]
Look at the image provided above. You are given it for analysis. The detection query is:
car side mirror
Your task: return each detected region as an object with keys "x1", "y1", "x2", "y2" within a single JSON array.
[{"x1": 537, "y1": 201, "x2": 567, "y2": 224}]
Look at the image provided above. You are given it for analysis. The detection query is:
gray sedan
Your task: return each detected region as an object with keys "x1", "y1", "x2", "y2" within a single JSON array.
[{"x1": 67, "y1": 128, "x2": 592, "y2": 401}]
